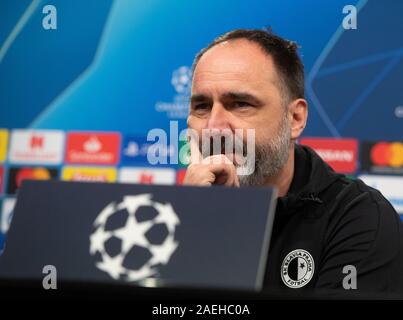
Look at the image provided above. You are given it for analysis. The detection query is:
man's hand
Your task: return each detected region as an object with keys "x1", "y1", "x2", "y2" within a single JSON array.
[{"x1": 183, "y1": 133, "x2": 240, "y2": 187}]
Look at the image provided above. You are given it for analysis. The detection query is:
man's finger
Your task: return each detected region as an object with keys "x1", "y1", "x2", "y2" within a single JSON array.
[
  {"x1": 207, "y1": 159, "x2": 239, "y2": 187},
  {"x1": 202, "y1": 154, "x2": 233, "y2": 165},
  {"x1": 188, "y1": 130, "x2": 203, "y2": 164}
]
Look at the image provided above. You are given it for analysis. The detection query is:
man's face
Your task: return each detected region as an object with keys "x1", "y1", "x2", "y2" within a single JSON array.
[{"x1": 187, "y1": 39, "x2": 291, "y2": 186}]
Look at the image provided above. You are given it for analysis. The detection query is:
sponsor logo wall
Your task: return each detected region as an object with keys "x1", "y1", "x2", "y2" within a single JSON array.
[
  {"x1": 300, "y1": 137, "x2": 403, "y2": 222},
  {"x1": 62, "y1": 166, "x2": 117, "y2": 182},
  {"x1": 360, "y1": 141, "x2": 403, "y2": 175},
  {"x1": 0, "y1": 130, "x2": 402, "y2": 251},
  {"x1": 9, "y1": 130, "x2": 64, "y2": 165},
  {"x1": 0, "y1": 129, "x2": 190, "y2": 251},
  {"x1": 299, "y1": 138, "x2": 358, "y2": 174},
  {"x1": 65, "y1": 132, "x2": 120, "y2": 165},
  {"x1": 0, "y1": 130, "x2": 8, "y2": 163}
]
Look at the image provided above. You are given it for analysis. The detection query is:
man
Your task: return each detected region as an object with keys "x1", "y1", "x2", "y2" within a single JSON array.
[{"x1": 184, "y1": 29, "x2": 403, "y2": 297}]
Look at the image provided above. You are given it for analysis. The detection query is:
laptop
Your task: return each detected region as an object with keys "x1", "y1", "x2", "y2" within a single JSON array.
[{"x1": 0, "y1": 180, "x2": 277, "y2": 291}]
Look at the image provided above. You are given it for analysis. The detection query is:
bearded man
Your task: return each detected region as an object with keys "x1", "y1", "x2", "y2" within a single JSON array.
[{"x1": 183, "y1": 29, "x2": 403, "y2": 297}]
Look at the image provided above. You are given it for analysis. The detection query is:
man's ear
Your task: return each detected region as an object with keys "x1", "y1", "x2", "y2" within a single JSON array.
[{"x1": 288, "y1": 98, "x2": 308, "y2": 140}]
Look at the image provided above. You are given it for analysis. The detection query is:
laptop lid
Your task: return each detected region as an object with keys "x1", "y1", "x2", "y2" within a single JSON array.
[{"x1": 0, "y1": 180, "x2": 277, "y2": 291}]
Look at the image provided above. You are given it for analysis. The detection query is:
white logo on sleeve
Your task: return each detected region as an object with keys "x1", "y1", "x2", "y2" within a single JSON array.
[{"x1": 281, "y1": 249, "x2": 314, "y2": 288}]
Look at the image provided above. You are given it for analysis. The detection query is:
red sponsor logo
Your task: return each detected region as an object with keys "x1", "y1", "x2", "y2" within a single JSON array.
[
  {"x1": 6, "y1": 166, "x2": 59, "y2": 194},
  {"x1": 370, "y1": 142, "x2": 403, "y2": 167},
  {"x1": 299, "y1": 138, "x2": 358, "y2": 174},
  {"x1": 15, "y1": 167, "x2": 51, "y2": 188},
  {"x1": 139, "y1": 173, "x2": 154, "y2": 184},
  {"x1": 176, "y1": 169, "x2": 186, "y2": 185},
  {"x1": 30, "y1": 135, "x2": 44, "y2": 150},
  {"x1": 65, "y1": 133, "x2": 120, "y2": 165}
]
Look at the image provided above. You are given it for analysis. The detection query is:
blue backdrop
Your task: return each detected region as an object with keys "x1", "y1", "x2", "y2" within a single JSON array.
[{"x1": 1, "y1": 0, "x2": 402, "y2": 140}]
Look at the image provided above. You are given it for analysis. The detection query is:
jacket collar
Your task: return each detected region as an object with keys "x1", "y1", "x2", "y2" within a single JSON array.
[{"x1": 277, "y1": 144, "x2": 343, "y2": 211}]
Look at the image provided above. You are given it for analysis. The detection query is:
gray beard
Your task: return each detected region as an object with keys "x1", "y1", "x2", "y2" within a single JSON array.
[
  {"x1": 238, "y1": 115, "x2": 291, "y2": 187},
  {"x1": 198, "y1": 113, "x2": 291, "y2": 187}
]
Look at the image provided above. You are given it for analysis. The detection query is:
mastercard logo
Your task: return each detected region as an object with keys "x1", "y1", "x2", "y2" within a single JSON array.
[
  {"x1": 16, "y1": 167, "x2": 51, "y2": 188},
  {"x1": 370, "y1": 142, "x2": 403, "y2": 167}
]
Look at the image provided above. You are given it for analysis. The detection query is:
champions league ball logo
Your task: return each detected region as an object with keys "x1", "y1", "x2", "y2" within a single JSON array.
[
  {"x1": 89, "y1": 194, "x2": 180, "y2": 282},
  {"x1": 171, "y1": 66, "x2": 192, "y2": 94},
  {"x1": 155, "y1": 66, "x2": 192, "y2": 119}
]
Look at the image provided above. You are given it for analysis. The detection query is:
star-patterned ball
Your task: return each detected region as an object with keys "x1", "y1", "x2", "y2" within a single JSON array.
[{"x1": 89, "y1": 194, "x2": 180, "y2": 282}]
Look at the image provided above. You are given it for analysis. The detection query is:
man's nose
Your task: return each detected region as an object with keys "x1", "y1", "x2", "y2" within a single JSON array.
[{"x1": 206, "y1": 104, "x2": 231, "y2": 131}]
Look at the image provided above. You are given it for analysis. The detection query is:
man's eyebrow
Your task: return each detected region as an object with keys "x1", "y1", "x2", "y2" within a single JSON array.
[
  {"x1": 190, "y1": 94, "x2": 210, "y2": 104},
  {"x1": 191, "y1": 92, "x2": 263, "y2": 105},
  {"x1": 221, "y1": 91, "x2": 262, "y2": 105}
]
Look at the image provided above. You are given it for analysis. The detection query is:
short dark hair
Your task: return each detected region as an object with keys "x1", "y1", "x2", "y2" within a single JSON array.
[{"x1": 192, "y1": 28, "x2": 305, "y2": 102}]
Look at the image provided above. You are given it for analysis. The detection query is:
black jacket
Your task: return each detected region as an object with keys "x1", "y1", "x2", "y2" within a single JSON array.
[{"x1": 263, "y1": 144, "x2": 403, "y2": 298}]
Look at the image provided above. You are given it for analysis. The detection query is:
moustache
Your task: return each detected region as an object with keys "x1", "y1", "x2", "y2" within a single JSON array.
[{"x1": 199, "y1": 135, "x2": 248, "y2": 158}]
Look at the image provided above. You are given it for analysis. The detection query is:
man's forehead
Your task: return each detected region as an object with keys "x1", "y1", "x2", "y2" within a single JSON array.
[{"x1": 192, "y1": 39, "x2": 279, "y2": 91}]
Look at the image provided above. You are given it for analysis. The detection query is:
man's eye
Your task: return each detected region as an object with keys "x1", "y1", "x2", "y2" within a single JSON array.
[
  {"x1": 233, "y1": 101, "x2": 252, "y2": 108},
  {"x1": 193, "y1": 104, "x2": 209, "y2": 111}
]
